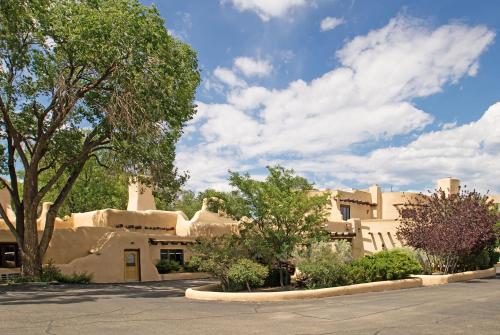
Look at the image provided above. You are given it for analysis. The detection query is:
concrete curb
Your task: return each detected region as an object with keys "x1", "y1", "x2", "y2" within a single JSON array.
[
  {"x1": 185, "y1": 267, "x2": 496, "y2": 302},
  {"x1": 412, "y1": 267, "x2": 496, "y2": 286},
  {"x1": 185, "y1": 278, "x2": 422, "y2": 302}
]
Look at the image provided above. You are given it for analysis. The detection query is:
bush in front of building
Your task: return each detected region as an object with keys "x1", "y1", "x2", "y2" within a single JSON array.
[
  {"x1": 296, "y1": 242, "x2": 353, "y2": 289},
  {"x1": 227, "y1": 259, "x2": 269, "y2": 292},
  {"x1": 40, "y1": 261, "x2": 63, "y2": 282},
  {"x1": 349, "y1": 249, "x2": 422, "y2": 283},
  {"x1": 57, "y1": 272, "x2": 93, "y2": 284},
  {"x1": 182, "y1": 258, "x2": 201, "y2": 272},
  {"x1": 11, "y1": 261, "x2": 92, "y2": 284},
  {"x1": 155, "y1": 259, "x2": 181, "y2": 274},
  {"x1": 397, "y1": 189, "x2": 499, "y2": 274},
  {"x1": 297, "y1": 247, "x2": 422, "y2": 289}
]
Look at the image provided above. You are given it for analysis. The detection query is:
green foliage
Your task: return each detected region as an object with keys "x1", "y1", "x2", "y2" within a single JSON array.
[
  {"x1": 459, "y1": 246, "x2": 499, "y2": 271},
  {"x1": 155, "y1": 259, "x2": 180, "y2": 274},
  {"x1": 11, "y1": 275, "x2": 38, "y2": 283},
  {"x1": 57, "y1": 272, "x2": 93, "y2": 284},
  {"x1": 41, "y1": 155, "x2": 128, "y2": 216},
  {"x1": 182, "y1": 258, "x2": 200, "y2": 272},
  {"x1": 227, "y1": 259, "x2": 269, "y2": 292},
  {"x1": 332, "y1": 240, "x2": 353, "y2": 264},
  {"x1": 12, "y1": 261, "x2": 92, "y2": 284},
  {"x1": 350, "y1": 249, "x2": 422, "y2": 283},
  {"x1": 189, "y1": 235, "x2": 248, "y2": 291},
  {"x1": 160, "y1": 188, "x2": 250, "y2": 220},
  {"x1": 0, "y1": 0, "x2": 200, "y2": 276},
  {"x1": 40, "y1": 261, "x2": 62, "y2": 282},
  {"x1": 297, "y1": 247, "x2": 422, "y2": 289},
  {"x1": 296, "y1": 242, "x2": 353, "y2": 289},
  {"x1": 158, "y1": 190, "x2": 202, "y2": 219},
  {"x1": 202, "y1": 189, "x2": 251, "y2": 220},
  {"x1": 230, "y1": 166, "x2": 330, "y2": 286}
]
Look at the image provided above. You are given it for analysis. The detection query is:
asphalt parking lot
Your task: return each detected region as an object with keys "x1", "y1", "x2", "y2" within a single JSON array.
[{"x1": 1, "y1": 274, "x2": 499, "y2": 335}]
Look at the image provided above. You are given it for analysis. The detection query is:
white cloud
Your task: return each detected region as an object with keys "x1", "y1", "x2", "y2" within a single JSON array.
[
  {"x1": 227, "y1": 86, "x2": 271, "y2": 110},
  {"x1": 179, "y1": 16, "x2": 497, "y2": 192},
  {"x1": 286, "y1": 103, "x2": 500, "y2": 192},
  {"x1": 223, "y1": 0, "x2": 310, "y2": 21},
  {"x1": 234, "y1": 57, "x2": 273, "y2": 77},
  {"x1": 213, "y1": 67, "x2": 247, "y2": 87},
  {"x1": 320, "y1": 16, "x2": 345, "y2": 32}
]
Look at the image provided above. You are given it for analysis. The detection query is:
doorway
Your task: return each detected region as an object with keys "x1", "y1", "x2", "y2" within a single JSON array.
[
  {"x1": 124, "y1": 249, "x2": 141, "y2": 282},
  {"x1": 0, "y1": 243, "x2": 19, "y2": 268}
]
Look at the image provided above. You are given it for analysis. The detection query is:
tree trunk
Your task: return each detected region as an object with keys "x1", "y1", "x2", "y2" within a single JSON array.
[
  {"x1": 20, "y1": 210, "x2": 42, "y2": 278},
  {"x1": 20, "y1": 249, "x2": 42, "y2": 278}
]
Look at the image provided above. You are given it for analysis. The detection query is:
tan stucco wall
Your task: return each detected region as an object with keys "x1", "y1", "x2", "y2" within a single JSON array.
[
  {"x1": 72, "y1": 208, "x2": 179, "y2": 231},
  {"x1": 179, "y1": 209, "x2": 239, "y2": 238},
  {"x1": 43, "y1": 227, "x2": 112, "y2": 264},
  {"x1": 359, "y1": 219, "x2": 402, "y2": 255},
  {"x1": 58, "y1": 231, "x2": 161, "y2": 283},
  {"x1": 380, "y1": 192, "x2": 422, "y2": 220}
]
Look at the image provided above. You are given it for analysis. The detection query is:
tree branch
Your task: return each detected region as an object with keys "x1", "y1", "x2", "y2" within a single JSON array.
[
  {"x1": 38, "y1": 158, "x2": 87, "y2": 256},
  {"x1": 0, "y1": 200, "x2": 20, "y2": 244}
]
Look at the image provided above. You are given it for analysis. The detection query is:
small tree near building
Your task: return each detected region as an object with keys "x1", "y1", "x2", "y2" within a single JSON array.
[
  {"x1": 229, "y1": 166, "x2": 330, "y2": 287},
  {"x1": 189, "y1": 235, "x2": 247, "y2": 291},
  {"x1": 228, "y1": 259, "x2": 268, "y2": 292},
  {"x1": 397, "y1": 189, "x2": 499, "y2": 274}
]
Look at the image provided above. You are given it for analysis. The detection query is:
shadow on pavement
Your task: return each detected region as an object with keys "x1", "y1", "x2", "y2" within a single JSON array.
[{"x1": 0, "y1": 279, "x2": 215, "y2": 306}]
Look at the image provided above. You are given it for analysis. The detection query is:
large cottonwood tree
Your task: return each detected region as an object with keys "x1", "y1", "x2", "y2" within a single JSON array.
[{"x1": 0, "y1": 0, "x2": 200, "y2": 277}]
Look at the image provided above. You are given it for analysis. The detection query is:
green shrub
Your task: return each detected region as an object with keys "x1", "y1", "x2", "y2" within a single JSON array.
[
  {"x1": 227, "y1": 259, "x2": 269, "y2": 292},
  {"x1": 296, "y1": 242, "x2": 352, "y2": 289},
  {"x1": 155, "y1": 259, "x2": 181, "y2": 274},
  {"x1": 58, "y1": 272, "x2": 92, "y2": 284},
  {"x1": 182, "y1": 257, "x2": 200, "y2": 272},
  {"x1": 11, "y1": 275, "x2": 37, "y2": 283},
  {"x1": 11, "y1": 261, "x2": 93, "y2": 284},
  {"x1": 459, "y1": 247, "x2": 499, "y2": 271},
  {"x1": 40, "y1": 261, "x2": 62, "y2": 282},
  {"x1": 350, "y1": 249, "x2": 422, "y2": 283},
  {"x1": 332, "y1": 240, "x2": 353, "y2": 263},
  {"x1": 297, "y1": 259, "x2": 352, "y2": 289}
]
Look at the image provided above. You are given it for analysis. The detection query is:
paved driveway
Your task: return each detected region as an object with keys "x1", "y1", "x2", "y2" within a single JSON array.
[{"x1": 1, "y1": 276, "x2": 499, "y2": 335}]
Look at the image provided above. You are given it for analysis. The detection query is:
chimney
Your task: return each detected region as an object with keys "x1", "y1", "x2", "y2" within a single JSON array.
[
  {"x1": 436, "y1": 177, "x2": 460, "y2": 197},
  {"x1": 127, "y1": 178, "x2": 156, "y2": 211}
]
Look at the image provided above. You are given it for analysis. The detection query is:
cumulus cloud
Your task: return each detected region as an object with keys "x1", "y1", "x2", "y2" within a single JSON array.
[
  {"x1": 285, "y1": 103, "x2": 500, "y2": 192},
  {"x1": 178, "y1": 16, "x2": 497, "y2": 192},
  {"x1": 213, "y1": 67, "x2": 247, "y2": 87},
  {"x1": 320, "y1": 16, "x2": 345, "y2": 31},
  {"x1": 234, "y1": 57, "x2": 273, "y2": 77},
  {"x1": 223, "y1": 0, "x2": 310, "y2": 21}
]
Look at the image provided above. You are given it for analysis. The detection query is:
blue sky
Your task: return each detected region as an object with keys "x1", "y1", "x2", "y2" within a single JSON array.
[{"x1": 141, "y1": 0, "x2": 500, "y2": 193}]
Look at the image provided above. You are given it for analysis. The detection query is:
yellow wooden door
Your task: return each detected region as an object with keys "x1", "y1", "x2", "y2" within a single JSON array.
[{"x1": 124, "y1": 250, "x2": 140, "y2": 282}]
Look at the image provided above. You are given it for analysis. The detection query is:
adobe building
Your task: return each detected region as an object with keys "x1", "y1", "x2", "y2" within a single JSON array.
[
  {"x1": 0, "y1": 182, "x2": 237, "y2": 282},
  {"x1": 323, "y1": 177, "x2": 499, "y2": 258},
  {"x1": 0, "y1": 177, "x2": 498, "y2": 282}
]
